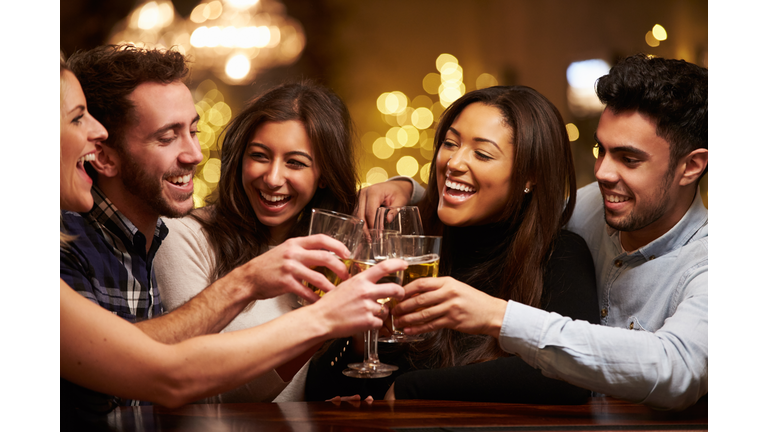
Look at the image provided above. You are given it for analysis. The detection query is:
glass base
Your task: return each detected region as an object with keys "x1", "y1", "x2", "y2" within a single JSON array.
[
  {"x1": 378, "y1": 333, "x2": 425, "y2": 343},
  {"x1": 347, "y1": 361, "x2": 398, "y2": 372},
  {"x1": 342, "y1": 367, "x2": 392, "y2": 379}
]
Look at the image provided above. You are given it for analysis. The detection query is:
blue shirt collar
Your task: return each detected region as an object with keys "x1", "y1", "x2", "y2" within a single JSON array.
[{"x1": 607, "y1": 188, "x2": 708, "y2": 260}]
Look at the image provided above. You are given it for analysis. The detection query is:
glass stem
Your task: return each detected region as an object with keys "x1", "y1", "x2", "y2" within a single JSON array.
[{"x1": 367, "y1": 329, "x2": 380, "y2": 365}]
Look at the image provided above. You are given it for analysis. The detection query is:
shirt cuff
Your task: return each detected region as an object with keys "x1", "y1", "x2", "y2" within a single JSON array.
[
  {"x1": 498, "y1": 300, "x2": 550, "y2": 367},
  {"x1": 387, "y1": 176, "x2": 425, "y2": 205}
]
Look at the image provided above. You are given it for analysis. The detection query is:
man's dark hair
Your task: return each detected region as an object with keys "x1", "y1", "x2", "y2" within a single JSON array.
[
  {"x1": 596, "y1": 53, "x2": 707, "y2": 170},
  {"x1": 66, "y1": 44, "x2": 190, "y2": 152}
]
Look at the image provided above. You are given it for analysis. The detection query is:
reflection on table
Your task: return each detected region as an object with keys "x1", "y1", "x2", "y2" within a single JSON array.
[{"x1": 77, "y1": 396, "x2": 708, "y2": 432}]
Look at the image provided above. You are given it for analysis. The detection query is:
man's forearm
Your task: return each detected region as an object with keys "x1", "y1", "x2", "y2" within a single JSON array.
[{"x1": 136, "y1": 276, "x2": 252, "y2": 343}]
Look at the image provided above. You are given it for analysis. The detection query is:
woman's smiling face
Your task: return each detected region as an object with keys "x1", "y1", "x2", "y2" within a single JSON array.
[
  {"x1": 436, "y1": 102, "x2": 515, "y2": 227},
  {"x1": 241, "y1": 120, "x2": 321, "y2": 243},
  {"x1": 60, "y1": 70, "x2": 107, "y2": 212}
]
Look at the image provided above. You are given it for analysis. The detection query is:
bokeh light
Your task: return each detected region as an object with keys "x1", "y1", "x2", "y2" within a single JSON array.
[
  {"x1": 366, "y1": 167, "x2": 389, "y2": 184},
  {"x1": 362, "y1": 54, "x2": 465, "y2": 190},
  {"x1": 202, "y1": 157, "x2": 221, "y2": 183},
  {"x1": 593, "y1": 143, "x2": 599, "y2": 159},
  {"x1": 396, "y1": 107, "x2": 415, "y2": 126},
  {"x1": 225, "y1": 54, "x2": 250, "y2": 79},
  {"x1": 645, "y1": 31, "x2": 660, "y2": 47},
  {"x1": 386, "y1": 127, "x2": 406, "y2": 149},
  {"x1": 476, "y1": 73, "x2": 498, "y2": 89},
  {"x1": 420, "y1": 162, "x2": 432, "y2": 184},
  {"x1": 652, "y1": 24, "x2": 667, "y2": 41},
  {"x1": 565, "y1": 123, "x2": 580, "y2": 141},
  {"x1": 372, "y1": 137, "x2": 395, "y2": 159},
  {"x1": 401, "y1": 125, "x2": 420, "y2": 147},
  {"x1": 440, "y1": 86, "x2": 463, "y2": 107},
  {"x1": 435, "y1": 53, "x2": 458, "y2": 72},
  {"x1": 422, "y1": 73, "x2": 441, "y2": 95},
  {"x1": 566, "y1": 59, "x2": 610, "y2": 117},
  {"x1": 396, "y1": 156, "x2": 419, "y2": 177},
  {"x1": 411, "y1": 107, "x2": 434, "y2": 129}
]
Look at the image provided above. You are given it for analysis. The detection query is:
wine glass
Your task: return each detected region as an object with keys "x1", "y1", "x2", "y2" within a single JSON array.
[
  {"x1": 342, "y1": 230, "x2": 403, "y2": 379},
  {"x1": 374, "y1": 206, "x2": 427, "y2": 343},
  {"x1": 379, "y1": 235, "x2": 441, "y2": 343},
  {"x1": 373, "y1": 206, "x2": 423, "y2": 236},
  {"x1": 299, "y1": 209, "x2": 364, "y2": 306}
]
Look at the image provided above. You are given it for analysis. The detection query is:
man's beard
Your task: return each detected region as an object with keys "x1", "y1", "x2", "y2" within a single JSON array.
[
  {"x1": 120, "y1": 156, "x2": 194, "y2": 219},
  {"x1": 604, "y1": 167, "x2": 674, "y2": 233}
]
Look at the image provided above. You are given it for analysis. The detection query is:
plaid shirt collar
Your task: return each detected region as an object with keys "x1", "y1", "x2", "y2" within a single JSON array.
[{"x1": 89, "y1": 185, "x2": 169, "y2": 246}]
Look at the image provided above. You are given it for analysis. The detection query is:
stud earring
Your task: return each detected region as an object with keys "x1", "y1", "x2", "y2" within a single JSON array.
[{"x1": 524, "y1": 187, "x2": 531, "y2": 193}]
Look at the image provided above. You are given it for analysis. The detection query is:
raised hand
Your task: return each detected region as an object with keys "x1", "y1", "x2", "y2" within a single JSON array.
[
  {"x1": 355, "y1": 179, "x2": 414, "y2": 230},
  {"x1": 392, "y1": 276, "x2": 507, "y2": 338}
]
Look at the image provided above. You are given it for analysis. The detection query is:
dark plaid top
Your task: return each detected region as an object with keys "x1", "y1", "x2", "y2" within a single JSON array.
[{"x1": 60, "y1": 186, "x2": 168, "y2": 409}]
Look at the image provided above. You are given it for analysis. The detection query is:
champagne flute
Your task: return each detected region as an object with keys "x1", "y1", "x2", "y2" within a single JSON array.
[
  {"x1": 342, "y1": 231, "x2": 403, "y2": 378},
  {"x1": 299, "y1": 209, "x2": 364, "y2": 306},
  {"x1": 378, "y1": 235, "x2": 441, "y2": 343},
  {"x1": 374, "y1": 206, "x2": 428, "y2": 343}
]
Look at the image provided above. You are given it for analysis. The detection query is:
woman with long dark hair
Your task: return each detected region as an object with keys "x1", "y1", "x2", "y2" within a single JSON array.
[
  {"x1": 306, "y1": 86, "x2": 599, "y2": 404},
  {"x1": 154, "y1": 82, "x2": 362, "y2": 402}
]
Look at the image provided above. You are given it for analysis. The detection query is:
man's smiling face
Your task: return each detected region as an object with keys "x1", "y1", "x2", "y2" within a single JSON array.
[
  {"x1": 594, "y1": 109, "x2": 678, "y2": 236},
  {"x1": 117, "y1": 80, "x2": 203, "y2": 219}
]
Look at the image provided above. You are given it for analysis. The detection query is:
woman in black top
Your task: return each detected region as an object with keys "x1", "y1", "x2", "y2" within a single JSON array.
[{"x1": 306, "y1": 86, "x2": 598, "y2": 403}]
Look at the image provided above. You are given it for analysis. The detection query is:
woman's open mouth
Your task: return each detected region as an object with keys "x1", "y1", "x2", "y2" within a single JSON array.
[
  {"x1": 259, "y1": 191, "x2": 292, "y2": 209},
  {"x1": 443, "y1": 179, "x2": 476, "y2": 203}
]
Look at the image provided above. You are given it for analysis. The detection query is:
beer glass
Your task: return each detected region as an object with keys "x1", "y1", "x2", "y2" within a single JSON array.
[
  {"x1": 343, "y1": 230, "x2": 403, "y2": 378},
  {"x1": 300, "y1": 209, "x2": 364, "y2": 306},
  {"x1": 378, "y1": 235, "x2": 441, "y2": 343}
]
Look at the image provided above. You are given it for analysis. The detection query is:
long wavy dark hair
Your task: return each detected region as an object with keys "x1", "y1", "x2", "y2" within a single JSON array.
[
  {"x1": 412, "y1": 86, "x2": 576, "y2": 368},
  {"x1": 195, "y1": 81, "x2": 358, "y2": 281}
]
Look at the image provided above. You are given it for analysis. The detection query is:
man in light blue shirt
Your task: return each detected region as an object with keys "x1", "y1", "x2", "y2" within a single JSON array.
[{"x1": 361, "y1": 54, "x2": 707, "y2": 410}]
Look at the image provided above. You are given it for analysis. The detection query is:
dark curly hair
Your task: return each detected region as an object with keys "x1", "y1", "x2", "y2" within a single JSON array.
[
  {"x1": 66, "y1": 44, "x2": 190, "y2": 153},
  {"x1": 596, "y1": 54, "x2": 707, "y2": 174}
]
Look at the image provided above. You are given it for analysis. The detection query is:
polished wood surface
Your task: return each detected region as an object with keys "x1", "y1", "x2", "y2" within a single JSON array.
[{"x1": 85, "y1": 397, "x2": 707, "y2": 431}]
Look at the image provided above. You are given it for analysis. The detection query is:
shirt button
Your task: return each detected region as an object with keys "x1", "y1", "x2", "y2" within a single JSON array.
[
  {"x1": 629, "y1": 322, "x2": 634, "y2": 330},
  {"x1": 614, "y1": 260, "x2": 623, "y2": 267},
  {"x1": 601, "y1": 308, "x2": 608, "y2": 318}
]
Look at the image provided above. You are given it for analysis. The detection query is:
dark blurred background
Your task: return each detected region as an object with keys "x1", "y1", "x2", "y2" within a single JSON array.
[{"x1": 60, "y1": 0, "x2": 708, "y2": 207}]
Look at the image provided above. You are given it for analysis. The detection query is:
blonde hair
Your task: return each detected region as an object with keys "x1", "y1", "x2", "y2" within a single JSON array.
[{"x1": 60, "y1": 55, "x2": 75, "y2": 248}]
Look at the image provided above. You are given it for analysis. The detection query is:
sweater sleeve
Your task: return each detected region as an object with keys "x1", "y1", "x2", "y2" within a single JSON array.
[
  {"x1": 155, "y1": 216, "x2": 216, "y2": 312},
  {"x1": 394, "y1": 230, "x2": 599, "y2": 403}
]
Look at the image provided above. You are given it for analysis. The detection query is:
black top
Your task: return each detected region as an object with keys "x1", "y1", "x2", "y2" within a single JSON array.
[{"x1": 305, "y1": 228, "x2": 599, "y2": 403}]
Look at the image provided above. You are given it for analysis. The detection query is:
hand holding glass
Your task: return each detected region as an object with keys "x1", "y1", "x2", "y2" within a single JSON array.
[{"x1": 301, "y1": 209, "x2": 364, "y2": 306}]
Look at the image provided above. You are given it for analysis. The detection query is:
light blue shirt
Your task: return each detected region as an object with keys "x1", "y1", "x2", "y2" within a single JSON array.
[{"x1": 498, "y1": 182, "x2": 708, "y2": 410}]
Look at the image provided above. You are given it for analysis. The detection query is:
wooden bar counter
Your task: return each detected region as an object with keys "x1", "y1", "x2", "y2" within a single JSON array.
[{"x1": 82, "y1": 396, "x2": 707, "y2": 431}]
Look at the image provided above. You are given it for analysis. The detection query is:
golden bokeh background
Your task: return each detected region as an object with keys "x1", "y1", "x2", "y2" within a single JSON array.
[{"x1": 61, "y1": 0, "x2": 708, "y2": 208}]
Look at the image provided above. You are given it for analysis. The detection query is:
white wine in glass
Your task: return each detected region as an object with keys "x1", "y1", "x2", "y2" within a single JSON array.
[
  {"x1": 380, "y1": 235, "x2": 441, "y2": 343},
  {"x1": 342, "y1": 232, "x2": 403, "y2": 379},
  {"x1": 300, "y1": 209, "x2": 364, "y2": 306}
]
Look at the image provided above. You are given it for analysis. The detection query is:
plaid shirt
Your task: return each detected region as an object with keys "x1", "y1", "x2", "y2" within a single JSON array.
[{"x1": 61, "y1": 186, "x2": 168, "y2": 409}]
